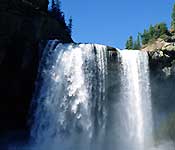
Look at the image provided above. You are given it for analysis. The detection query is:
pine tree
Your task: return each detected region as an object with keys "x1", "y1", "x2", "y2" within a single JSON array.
[
  {"x1": 149, "y1": 25, "x2": 155, "y2": 39},
  {"x1": 137, "y1": 34, "x2": 141, "y2": 49},
  {"x1": 133, "y1": 41, "x2": 138, "y2": 50},
  {"x1": 125, "y1": 36, "x2": 133, "y2": 49},
  {"x1": 141, "y1": 29, "x2": 149, "y2": 45},
  {"x1": 171, "y1": 4, "x2": 175, "y2": 32},
  {"x1": 125, "y1": 39, "x2": 129, "y2": 49},
  {"x1": 158, "y1": 23, "x2": 168, "y2": 36},
  {"x1": 51, "y1": 0, "x2": 62, "y2": 20},
  {"x1": 51, "y1": 0, "x2": 57, "y2": 14},
  {"x1": 68, "y1": 16, "x2": 73, "y2": 36},
  {"x1": 128, "y1": 36, "x2": 133, "y2": 49},
  {"x1": 55, "y1": 0, "x2": 61, "y2": 9},
  {"x1": 134, "y1": 34, "x2": 141, "y2": 50},
  {"x1": 55, "y1": 0, "x2": 62, "y2": 19},
  {"x1": 125, "y1": 40, "x2": 129, "y2": 49},
  {"x1": 50, "y1": 0, "x2": 66, "y2": 27}
]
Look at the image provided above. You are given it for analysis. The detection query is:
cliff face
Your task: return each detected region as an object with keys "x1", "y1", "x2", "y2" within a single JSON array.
[
  {"x1": 141, "y1": 35, "x2": 175, "y2": 114},
  {"x1": 0, "y1": 2, "x2": 72, "y2": 132},
  {"x1": 148, "y1": 50, "x2": 175, "y2": 132},
  {"x1": 140, "y1": 35, "x2": 175, "y2": 119}
]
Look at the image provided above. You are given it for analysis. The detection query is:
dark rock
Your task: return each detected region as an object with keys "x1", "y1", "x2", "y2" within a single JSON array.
[
  {"x1": 0, "y1": 5, "x2": 72, "y2": 132},
  {"x1": 148, "y1": 50, "x2": 175, "y2": 78},
  {"x1": 1, "y1": 0, "x2": 49, "y2": 12},
  {"x1": 148, "y1": 50, "x2": 175, "y2": 127}
]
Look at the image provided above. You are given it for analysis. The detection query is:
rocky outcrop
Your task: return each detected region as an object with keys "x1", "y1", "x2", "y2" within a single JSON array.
[
  {"x1": 141, "y1": 38, "x2": 175, "y2": 52},
  {"x1": 0, "y1": 2, "x2": 72, "y2": 132},
  {"x1": 148, "y1": 50, "x2": 175, "y2": 78}
]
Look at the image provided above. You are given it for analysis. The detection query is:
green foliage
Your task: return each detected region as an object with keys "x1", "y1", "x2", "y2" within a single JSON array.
[
  {"x1": 171, "y1": 4, "x2": 175, "y2": 31},
  {"x1": 125, "y1": 36, "x2": 133, "y2": 49},
  {"x1": 126, "y1": 34, "x2": 141, "y2": 50},
  {"x1": 155, "y1": 23, "x2": 168, "y2": 38},
  {"x1": 134, "y1": 34, "x2": 141, "y2": 49},
  {"x1": 141, "y1": 23, "x2": 168, "y2": 45},
  {"x1": 141, "y1": 29, "x2": 149, "y2": 45},
  {"x1": 149, "y1": 25, "x2": 155, "y2": 39}
]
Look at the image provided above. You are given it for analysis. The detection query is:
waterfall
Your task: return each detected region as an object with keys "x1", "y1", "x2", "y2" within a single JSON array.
[
  {"x1": 118, "y1": 50, "x2": 153, "y2": 150},
  {"x1": 30, "y1": 42, "x2": 153, "y2": 150},
  {"x1": 30, "y1": 42, "x2": 108, "y2": 150}
]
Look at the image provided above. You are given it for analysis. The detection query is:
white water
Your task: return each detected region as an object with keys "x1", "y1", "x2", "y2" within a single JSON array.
[
  {"x1": 119, "y1": 50, "x2": 153, "y2": 150},
  {"x1": 31, "y1": 42, "x2": 108, "y2": 150},
  {"x1": 30, "y1": 43, "x2": 154, "y2": 150}
]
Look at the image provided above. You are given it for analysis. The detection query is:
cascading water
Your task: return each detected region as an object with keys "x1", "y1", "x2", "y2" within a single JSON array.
[
  {"x1": 30, "y1": 42, "x2": 154, "y2": 150},
  {"x1": 118, "y1": 50, "x2": 153, "y2": 150},
  {"x1": 30, "y1": 41, "x2": 108, "y2": 150}
]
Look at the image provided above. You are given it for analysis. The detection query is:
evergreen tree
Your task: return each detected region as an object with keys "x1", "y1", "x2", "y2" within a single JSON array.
[
  {"x1": 171, "y1": 4, "x2": 175, "y2": 32},
  {"x1": 68, "y1": 16, "x2": 73, "y2": 36},
  {"x1": 153, "y1": 23, "x2": 167, "y2": 39},
  {"x1": 137, "y1": 34, "x2": 141, "y2": 49},
  {"x1": 125, "y1": 36, "x2": 133, "y2": 49},
  {"x1": 158, "y1": 23, "x2": 168, "y2": 36},
  {"x1": 50, "y1": 0, "x2": 66, "y2": 27},
  {"x1": 133, "y1": 41, "x2": 138, "y2": 50},
  {"x1": 136, "y1": 34, "x2": 141, "y2": 49},
  {"x1": 51, "y1": 0, "x2": 57, "y2": 14},
  {"x1": 55, "y1": 0, "x2": 61, "y2": 9},
  {"x1": 125, "y1": 39, "x2": 129, "y2": 49},
  {"x1": 141, "y1": 29, "x2": 149, "y2": 45},
  {"x1": 55, "y1": 0, "x2": 62, "y2": 19},
  {"x1": 49, "y1": 0, "x2": 72, "y2": 37},
  {"x1": 51, "y1": 0, "x2": 62, "y2": 20},
  {"x1": 149, "y1": 25, "x2": 155, "y2": 39},
  {"x1": 133, "y1": 35, "x2": 141, "y2": 50}
]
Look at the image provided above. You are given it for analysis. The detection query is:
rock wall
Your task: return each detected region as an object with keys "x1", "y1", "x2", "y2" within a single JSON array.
[
  {"x1": 148, "y1": 50, "x2": 175, "y2": 131},
  {"x1": 0, "y1": 4, "x2": 72, "y2": 132}
]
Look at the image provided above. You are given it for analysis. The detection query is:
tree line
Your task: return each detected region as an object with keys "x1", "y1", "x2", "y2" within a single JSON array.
[
  {"x1": 49, "y1": 0, "x2": 72, "y2": 36},
  {"x1": 125, "y1": 3, "x2": 175, "y2": 50}
]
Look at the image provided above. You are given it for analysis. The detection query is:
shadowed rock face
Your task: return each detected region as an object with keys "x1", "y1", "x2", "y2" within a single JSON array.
[
  {"x1": 148, "y1": 50, "x2": 175, "y2": 131},
  {"x1": 0, "y1": 1, "x2": 72, "y2": 133}
]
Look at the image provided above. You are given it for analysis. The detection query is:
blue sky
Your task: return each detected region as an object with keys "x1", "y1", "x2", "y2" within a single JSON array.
[{"x1": 59, "y1": 0, "x2": 174, "y2": 48}]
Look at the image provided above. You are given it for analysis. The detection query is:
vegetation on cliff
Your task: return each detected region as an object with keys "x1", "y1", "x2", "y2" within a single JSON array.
[{"x1": 125, "y1": 3, "x2": 175, "y2": 50}]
